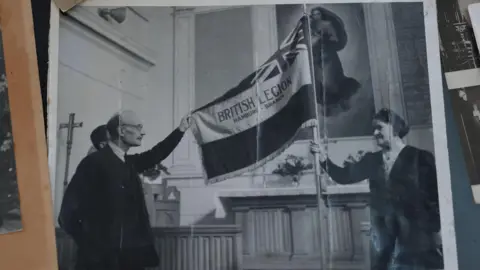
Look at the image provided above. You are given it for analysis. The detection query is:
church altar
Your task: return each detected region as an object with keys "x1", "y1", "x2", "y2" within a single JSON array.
[{"x1": 213, "y1": 184, "x2": 371, "y2": 269}]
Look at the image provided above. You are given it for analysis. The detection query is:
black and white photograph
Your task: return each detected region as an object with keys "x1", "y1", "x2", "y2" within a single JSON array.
[
  {"x1": 0, "y1": 30, "x2": 22, "y2": 235},
  {"x1": 439, "y1": 0, "x2": 480, "y2": 205},
  {"x1": 448, "y1": 85, "x2": 480, "y2": 202},
  {"x1": 47, "y1": 0, "x2": 454, "y2": 269}
]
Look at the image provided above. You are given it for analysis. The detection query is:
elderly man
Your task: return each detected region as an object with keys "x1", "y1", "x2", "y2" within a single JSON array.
[
  {"x1": 311, "y1": 108, "x2": 443, "y2": 270},
  {"x1": 59, "y1": 110, "x2": 191, "y2": 270}
]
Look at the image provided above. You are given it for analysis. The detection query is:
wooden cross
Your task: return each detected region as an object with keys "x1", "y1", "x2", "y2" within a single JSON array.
[{"x1": 59, "y1": 113, "x2": 83, "y2": 193}]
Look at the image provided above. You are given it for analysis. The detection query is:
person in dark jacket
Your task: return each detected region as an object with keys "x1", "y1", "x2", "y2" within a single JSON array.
[
  {"x1": 86, "y1": 124, "x2": 109, "y2": 155},
  {"x1": 311, "y1": 108, "x2": 443, "y2": 270},
  {"x1": 59, "y1": 110, "x2": 191, "y2": 270}
]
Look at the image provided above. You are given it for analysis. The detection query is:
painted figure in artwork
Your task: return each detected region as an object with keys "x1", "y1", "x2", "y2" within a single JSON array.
[
  {"x1": 309, "y1": 6, "x2": 361, "y2": 116},
  {"x1": 311, "y1": 108, "x2": 443, "y2": 270}
]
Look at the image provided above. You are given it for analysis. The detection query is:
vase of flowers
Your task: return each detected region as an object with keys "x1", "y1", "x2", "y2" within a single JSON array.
[
  {"x1": 270, "y1": 154, "x2": 313, "y2": 187},
  {"x1": 142, "y1": 162, "x2": 171, "y2": 181}
]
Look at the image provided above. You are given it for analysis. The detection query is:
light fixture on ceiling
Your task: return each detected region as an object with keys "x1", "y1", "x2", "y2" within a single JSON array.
[{"x1": 98, "y1": 7, "x2": 127, "y2": 24}]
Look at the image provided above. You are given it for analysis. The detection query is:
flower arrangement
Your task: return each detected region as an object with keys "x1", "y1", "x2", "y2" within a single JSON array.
[
  {"x1": 271, "y1": 154, "x2": 313, "y2": 186},
  {"x1": 142, "y1": 162, "x2": 171, "y2": 180}
]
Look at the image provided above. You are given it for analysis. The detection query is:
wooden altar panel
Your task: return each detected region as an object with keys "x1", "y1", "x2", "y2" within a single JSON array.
[
  {"x1": 238, "y1": 206, "x2": 360, "y2": 260},
  {"x1": 230, "y1": 195, "x2": 368, "y2": 269},
  {"x1": 250, "y1": 209, "x2": 291, "y2": 256}
]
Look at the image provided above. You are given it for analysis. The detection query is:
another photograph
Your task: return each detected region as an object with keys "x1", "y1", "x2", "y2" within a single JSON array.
[
  {"x1": 449, "y1": 86, "x2": 480, "y2": 201},
  {"x1": 0, "y1": 30, "x2": 22, "y2": 235},
  {"x1": 48, "y1": 1, "x2": 452, "y2": 269}
]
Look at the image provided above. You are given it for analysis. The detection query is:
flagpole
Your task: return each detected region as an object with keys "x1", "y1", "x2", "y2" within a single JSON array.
[{"x1": 303, "y1": 5, "x2": 330, "y2": 269}]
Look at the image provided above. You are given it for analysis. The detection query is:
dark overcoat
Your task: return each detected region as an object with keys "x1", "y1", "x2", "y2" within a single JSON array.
[{"x1": 59, "y1": 128, "x2": 185, "y2": 269}]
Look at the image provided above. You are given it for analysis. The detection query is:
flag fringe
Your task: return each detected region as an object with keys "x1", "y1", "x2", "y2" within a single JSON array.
[{"x1": 198, "y1": 118, "x2": 318, "y2": 186}]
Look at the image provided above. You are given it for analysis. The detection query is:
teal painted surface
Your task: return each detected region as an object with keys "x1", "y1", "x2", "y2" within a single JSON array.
[{"x1": 444, "y1": 85, "x2": 480, "y2": 270}]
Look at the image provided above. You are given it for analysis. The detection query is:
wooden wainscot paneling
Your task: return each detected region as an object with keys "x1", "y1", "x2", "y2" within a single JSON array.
[
  {"x1": 154, "y1": 225, "x2": 243, "y2": 270},
  {"x1": 225, "y1": 191, "x2": 370, "y2": 270},
  {"x1": 325, "y1": 189, "x2": 370, "y2": 262},
  {"x1": 231, "y1": 196, "x2": 322, "y2": 269},
  {"x1": 55, "y1": 225, "x2": 242, "y2": 270}
]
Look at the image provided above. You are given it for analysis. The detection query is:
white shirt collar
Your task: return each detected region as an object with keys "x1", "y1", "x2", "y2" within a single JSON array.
[{"x1": 108, "y1": 141, "x2": 126, "y2": 162}]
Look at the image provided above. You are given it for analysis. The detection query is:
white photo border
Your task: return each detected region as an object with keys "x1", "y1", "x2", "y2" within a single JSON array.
[{"x1": 47, "y1": 0, "x2": 458, "y2": 269}]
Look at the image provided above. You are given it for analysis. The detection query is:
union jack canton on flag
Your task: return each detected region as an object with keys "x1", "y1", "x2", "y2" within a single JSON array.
[{"x1": 190, "y1": 15, "x2": 317, "y2": 185}]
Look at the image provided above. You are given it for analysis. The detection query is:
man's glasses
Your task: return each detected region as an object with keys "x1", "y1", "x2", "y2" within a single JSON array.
[{"x1": 121, "y1": 124, "x2": 144, "y2": 132}]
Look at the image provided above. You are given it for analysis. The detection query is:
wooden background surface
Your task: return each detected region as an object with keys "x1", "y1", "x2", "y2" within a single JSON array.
[{"x1": 0, "y1": 0, "x2": 57, "y2": 270}]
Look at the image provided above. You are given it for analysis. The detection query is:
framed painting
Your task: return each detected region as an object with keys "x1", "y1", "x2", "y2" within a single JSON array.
[{"x1": 48, "y1": 0, "x2": 457, "y2": 269}]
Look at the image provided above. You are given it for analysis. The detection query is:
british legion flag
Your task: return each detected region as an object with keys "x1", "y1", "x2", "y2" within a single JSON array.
[{"x1": 190, "y1": 15, "x2": 317, "y2": 184}]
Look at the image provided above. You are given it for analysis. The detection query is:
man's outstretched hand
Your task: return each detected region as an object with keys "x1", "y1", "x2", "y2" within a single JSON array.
[{"x1": 179, "y1": 113, "x2": 192, "y2": 132}]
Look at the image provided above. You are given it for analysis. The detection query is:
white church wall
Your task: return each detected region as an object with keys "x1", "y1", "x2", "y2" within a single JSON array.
[{"x1": 53, "y1": 6, "x2": 176, "y2": 221}]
